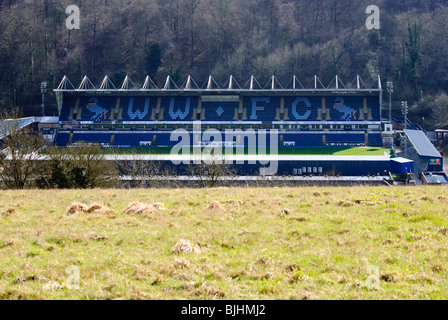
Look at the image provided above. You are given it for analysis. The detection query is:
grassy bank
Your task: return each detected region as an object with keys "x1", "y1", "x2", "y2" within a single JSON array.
[{"x1": 0, "y1": 186, "x2": 447, "y2": 300}]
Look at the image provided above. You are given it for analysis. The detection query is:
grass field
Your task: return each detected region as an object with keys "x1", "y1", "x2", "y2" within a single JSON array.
[{"x1": 0, "y1": 186, "x2": 447, "y2": 300}]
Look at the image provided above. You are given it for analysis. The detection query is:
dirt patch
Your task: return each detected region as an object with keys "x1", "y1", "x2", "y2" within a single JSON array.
[
  {"x1": 285, "y1": 264, "x2": 301, "y2": 272},
  {"x1": 290, "y1": 217, "x2": 308, "y2": 222},
  {"x1": 13, "y1": 275, "x2": 39, "y2": 284},
  {"x1": 1, "y1": 208, "x2": 18, "y2": 217},
  {"x1": 353, "y1": 199, "x2": 381, "y2": 206},
  {"x1": 337, "y1": 200, "x2": 354, "y2": 207},
  {"x1": 431, "y1": 264, "x2": 444, "y2": 273},
  {"x1": 380, "y1": 273, "x2": 396, "y2": 282}
]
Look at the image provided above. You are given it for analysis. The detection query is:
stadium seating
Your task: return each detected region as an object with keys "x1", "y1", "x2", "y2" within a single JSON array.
[
  {"x1": 114, "y1": 134, "x2": 152, "y2": 146},
  {"x1": 368, "y1": 133, "x2": 383, "y2": 147},
  {"x1": 282, "y1": 134, "x2": 324, "y2": 147},
  {"x1": 55, "y1": 132, "x2": 70, "y2": 146},
  {"x1": 56, "y1": 131, "x2": 385, "y2": 148},
  {"x1": 70, "y1": 133, "x2": 112, "y2": 144},
  {"x1": 60, "y1": 95, "x2": 382, "y2": 123},
  {"x1": 55, "y1": 93, "x2": 383, "y2": 149},
  {"x1": 326, "y1": 134, "x2": 365, "y2": 145}
]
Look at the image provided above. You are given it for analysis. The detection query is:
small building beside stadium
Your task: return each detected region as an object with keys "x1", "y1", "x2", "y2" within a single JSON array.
[
  {"x1": 405, "y1": 129, "x2": 444, "y2": 172},
  {"x1": 390, "y1": 157, "x2": 414, "y2": 175}
]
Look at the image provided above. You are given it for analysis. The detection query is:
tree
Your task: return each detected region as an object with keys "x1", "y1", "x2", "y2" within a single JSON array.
[
  {"x1": 406, "y1": 23, "x2": 421, "y2": 90},
  {"x1": 428, "y1": 92, "x2": 448, "y2": 128},
  {"x1": 2, "y1": 0, "x2": 448, "y2": 123},
  {"x1": 113, "y1": 71, "x2": 128, "y2": 88},
  {"x1": 185, "y1": 0, "x2": 200, "y2": 67},
  {"x1": 0, "y1": 107, "x2": 46, "y2": 189},
  {"x1": 112, "y1": 149, "x2": 176, "y2": 188},
  {"x1": 37, "y1": 142, "x2": 119, "y2": 189},
  {"x1": 144, "y1": 42, "x2": 162, "y2": 78},
  {"x1": 187, "y1": 155, "x2": 237, "y2": 188}
]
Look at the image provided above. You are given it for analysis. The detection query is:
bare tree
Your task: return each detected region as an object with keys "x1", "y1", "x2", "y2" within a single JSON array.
[
  {"x1": 185, "y1": 0, "x2": 200, "y2": 67},
  {"x1": 187, "y1": 155, "x2": 237, "y2": 188},
  {"x1": 112, "y1": 150, "x2": 172, "y2": 188},
  {"x1": 0, "y1": 107, "x2": 45, "y2": 189},
  {"x1": 429, "y1": 92, "x2": 448, "y2": 128}
]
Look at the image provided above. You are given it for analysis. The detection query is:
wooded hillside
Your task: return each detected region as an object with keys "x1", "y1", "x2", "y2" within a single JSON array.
[{"x1": 1, "y1": 0, "x2": 447, "y2": 127}]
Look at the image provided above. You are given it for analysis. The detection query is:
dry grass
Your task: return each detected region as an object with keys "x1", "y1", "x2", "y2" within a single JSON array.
[
  {"x1": 208, "y1": 201, "x2": 224, "y2": 210},
  {"x1": 0, "y1": 186, "x2": 448, "y2": 300},
  {"x1": 173, "y1": 240, "x2": 201, "y2": 254},
  {"x1": 153, "y1": 202, "x2": 165, "y2": 210},
  {"x1": 67, "y1": 202, "x2": 89, "y2": 215},
  {"x1": 123, "y1": 201, "x2": 156, "y2": 216},
  {"x1": 67, "y1": 202, "x2": 110, "y2": 215},
  {"x1": 42, "y1": 281, "x2": 66, "y2": 292},
  {"x1": 86, "y1": 202, "x2": 110, "y2": 215},
  {"x1": 1, "y1": 208, "x2": 18, "y2": 217}
]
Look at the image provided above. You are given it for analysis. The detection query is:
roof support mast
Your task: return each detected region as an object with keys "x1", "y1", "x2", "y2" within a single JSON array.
[{"x1": 53, "y1": 75, "x2": 383, "y2": 93}]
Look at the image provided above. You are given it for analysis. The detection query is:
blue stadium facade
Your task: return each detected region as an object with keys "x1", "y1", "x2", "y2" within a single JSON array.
[{"x1": 50, "y1": 75, "x2": 392, "y2": 179}]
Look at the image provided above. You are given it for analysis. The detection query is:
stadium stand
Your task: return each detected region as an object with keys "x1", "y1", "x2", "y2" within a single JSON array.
[
  {"x1": 50, "y1": 75, "x2": 390, "y2": 171},
  {"x1": 40, "y1": 75, "x2": 396, "y2": 179},
  {"x1": 59, "y1": 95, "x2": 381, "y2": 123},
  {"x1": 55, "y1": 91, "x2": 384, "y2": 149}
]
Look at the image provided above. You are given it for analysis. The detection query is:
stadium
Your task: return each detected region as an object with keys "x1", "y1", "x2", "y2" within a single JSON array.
[{"x1": 38, "y1": 74, "x2": 397, "y2": 184}]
